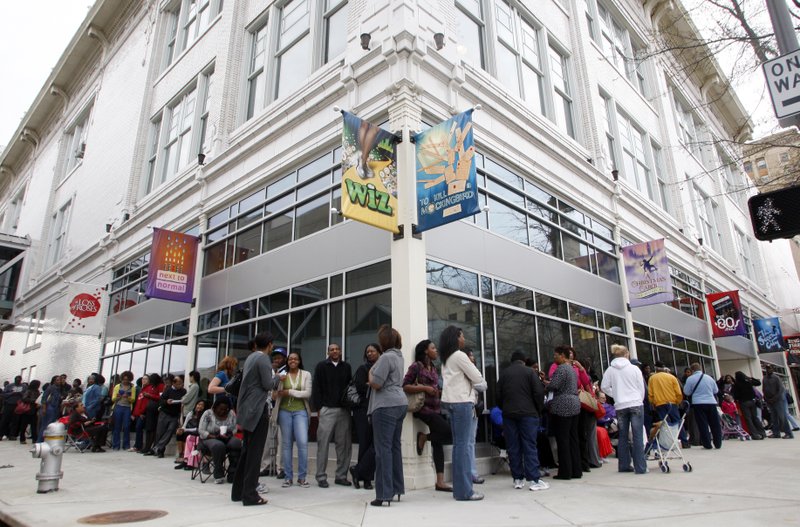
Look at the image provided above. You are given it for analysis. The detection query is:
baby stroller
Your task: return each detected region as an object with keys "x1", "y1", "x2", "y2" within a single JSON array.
[
  {"x1": 646, "y1": 412, "x2": 692, "y2": 473},
  {"x1": 720, "y1": 410, "x2": 751, "y2": 441}
]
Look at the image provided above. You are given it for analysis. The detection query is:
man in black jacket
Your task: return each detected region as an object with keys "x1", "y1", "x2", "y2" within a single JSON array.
[
  {"x1": 497, "y1": 351, "x2": 548, "y2": 491},
  {"x1": 311, "y1": 343, "x2": 352, "y2": 487}
]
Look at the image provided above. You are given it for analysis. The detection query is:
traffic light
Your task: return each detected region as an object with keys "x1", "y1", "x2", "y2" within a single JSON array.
[{"x1": 748, "y1": 185, "x2": 800, "y2": 241}]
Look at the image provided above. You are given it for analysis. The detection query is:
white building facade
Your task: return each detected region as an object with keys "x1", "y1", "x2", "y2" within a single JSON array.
[{"x1": 0, "y1": 0, "x2": 792, "y2": 482}]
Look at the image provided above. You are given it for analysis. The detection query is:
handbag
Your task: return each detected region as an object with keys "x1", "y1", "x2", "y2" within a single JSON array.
[
  {"x1": 406, "y1": 362, "x2": 425, "y2": 413},
  {"x1": 341, "y1": 379, "x2": 361, "y2": 408},
  {"x1": 225, "y1": 370, "x2": 243, "y2": 397},
  {"x1": 14, "y1": 400, "x2": 32, "y2": 415},
  {"x1": 578, "y1": 388, "x2": 599, "y2": 413}
]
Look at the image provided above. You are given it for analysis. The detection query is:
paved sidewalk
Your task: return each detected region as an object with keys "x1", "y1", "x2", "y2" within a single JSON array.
[{"x1": 1, "y1": 438, "x2": 799, "y2": 527}]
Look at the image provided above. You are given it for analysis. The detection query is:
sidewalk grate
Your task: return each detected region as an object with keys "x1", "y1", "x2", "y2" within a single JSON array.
[{"x1": 77, "y1": 510, "x2": 168, "y2": 524}]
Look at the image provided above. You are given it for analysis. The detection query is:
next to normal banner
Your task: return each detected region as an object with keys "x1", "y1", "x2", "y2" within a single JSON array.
[{"x1": 145, "y1": 228, "x2": 200, "y2": 303}]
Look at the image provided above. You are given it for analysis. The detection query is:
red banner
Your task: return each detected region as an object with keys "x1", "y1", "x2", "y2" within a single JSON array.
[{"x1": 706, "y1": 290, "x2": 746, "y2": 338}]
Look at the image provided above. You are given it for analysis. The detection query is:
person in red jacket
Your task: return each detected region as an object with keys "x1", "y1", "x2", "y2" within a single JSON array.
[{"x1": 131, "y1": 374, "x2": 163, "y2": 452}]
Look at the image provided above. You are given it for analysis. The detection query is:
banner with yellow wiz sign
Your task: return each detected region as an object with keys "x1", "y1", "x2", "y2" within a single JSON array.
[{"x1": 340, "y1": 112, "x2": 400, "y2": 233}]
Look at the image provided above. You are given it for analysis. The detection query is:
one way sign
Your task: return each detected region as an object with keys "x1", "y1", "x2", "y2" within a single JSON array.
[{"x1": 763, "y1": 50, "x2": 800, "y2": 119}]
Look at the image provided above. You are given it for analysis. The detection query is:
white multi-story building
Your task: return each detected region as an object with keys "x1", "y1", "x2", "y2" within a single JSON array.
[{"x1": 0, "y1": 0, "x2": 793, "y2": 480}]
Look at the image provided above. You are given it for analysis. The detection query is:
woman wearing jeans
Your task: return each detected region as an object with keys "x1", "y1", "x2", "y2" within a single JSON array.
[
  {"x1": 440, "y1": 325, "x2": 487, "y2": 501},
  {"x1": 368, "y1": 325, "x2": 408, "y2": 507},
  {"x1": 111, "y1": 371, "x2": 136, "y2": 450},
  {"x1": 272, "y1": 352, "x2": 312, "y2": 488}
]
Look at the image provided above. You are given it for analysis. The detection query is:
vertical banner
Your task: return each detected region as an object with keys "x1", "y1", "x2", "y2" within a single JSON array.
[
  {"x1": 63, "y1": 283, "x2": 107, "y2": 335},
  {"x1": 621, "y1": 239, "x2": 674, "y2": 308},
  {"x1": 145, "y1": 228, "x2": 199, "y2": 303},
  {"x1": 340, "y1": 111, "x2": 400, "y2": 233},
  {"x1": 753, "y1": 317, "x2": 786, "y2": 353},
  {"x1": 414, "y1": 109, "x2": 480, "y2": 233},
  {"x1": 706, "y1": 290, "x2": 746, "y2": 338}
]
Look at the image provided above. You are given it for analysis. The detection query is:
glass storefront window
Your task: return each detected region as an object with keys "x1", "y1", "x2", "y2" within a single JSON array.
[
  {"x1": 426, "y1": 260, "x2": 479, "y2": 296},
  {"x1": 535, "y1": 292, "x2": 567, "y2": 319},
  {"x1": 494, "y1": 280, "x2": 533, "y2": 310},
  {"x1": 293, "y1": 278, "x2": 328, "y2": 307},
  {"x1": 346, "y1": 260, "x2": 390, "y2": 293},
  {"x1": 345, "y1": 290, "x2": 391, "y2": 362}
]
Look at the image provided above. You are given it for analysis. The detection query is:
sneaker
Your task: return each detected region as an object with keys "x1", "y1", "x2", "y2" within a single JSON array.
[
  {"x1": 215, "y1": 478, "x2": 225, "y2": 484},
  {"x1": 128, "y1": 447, "x2": 139, "y2": 452},
  {"x1": 282, "y1": 479, "x2": 293, "y2": 488},
  {"x1": 465, "y1": 492, "x2": 484, "y2": 501},
  {"x1": 297, "y1": 480, "x2": 310, "y2": 488},
  {"x1": 513, "y1": 479, "x2": 524, "y2": 489},
  {"x1": 276, "y1": 470, "x2": 286, "y2": 480},
  {"x1": 256, "y1": 483, "x2": 269, "y2": 494},
  {"x1": 529, "y1": 480, "x2": 550, "y2": 491}
]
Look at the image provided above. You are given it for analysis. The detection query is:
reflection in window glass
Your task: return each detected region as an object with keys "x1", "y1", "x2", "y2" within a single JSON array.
[
  {"x1": 294, "y1": 194, "x2": 329, "y2": 240},
  {"x1": 426, "y1": 260, "x2": 479, "y2": 296},
  {"x1": 291, "y1": 306, "x2": 328, "y2": 370},
  {"x1": 259, "y1": 290, "x2": 290, "y2": 315},
  {"x1": 569, "y1": 303, "x2": 597, "y2": 326},
  {"x1": 488, "y1": 198, "x2": 528, "y2": 245},
  {"x1": 264, "y1": 208, "x2": 293, "y2": 252},
  {"x1": 169, "y1": 340, "x2": 188, "y2": 374},
  {"x1": 494, "y1": 280, "x2": 533, "y2": 310},
  {"x1": 234, "y1": 224, "x2": 261, "y2": 264},
  {"x1": 145, "y1": 346, "x2": 164, "y2": 375},
  {"x1": 293, "y1": 278, "x2": 328, "y2": 307},
  {"x1": 345, "y1": 290, "x2": 391, "y2": 362},
  {"x1": 535, "y1": 293, "x2": 568, "y2": 319},
  {"x1": 496, "y1": 307, "x2": 536, "y2": 370},
  {"x1": 346, "y1": 260, "x2": 390, "y2": 293},
  {"x1": 427, "y1": 290, "x2": 481, "y2": 362},
  {"x1": 537, "y1": 316, "x2": 571, "y2": 374},
  {"x1": 571, "y1": 326, "x2": 601, "y2": 380},
  {"x1": 528, "y1": 217, "x2": 562, "y2": 259},
  {"x1": 257, "y1": 314, "x2": 290, "y2": 349}
]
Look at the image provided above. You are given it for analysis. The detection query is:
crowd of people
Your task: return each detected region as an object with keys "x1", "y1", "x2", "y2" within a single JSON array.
[{"x1": 2, "y1": 328, "x2": 797, "y2": 507}]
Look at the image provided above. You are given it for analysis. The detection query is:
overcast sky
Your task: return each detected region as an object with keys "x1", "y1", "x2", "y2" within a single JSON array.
[
  {"x1": 0, "y1": 0, "x2": 782, "y2": 155},
  {"x1": 0, "y1": 1, "x2": 92, "y2": 151}
]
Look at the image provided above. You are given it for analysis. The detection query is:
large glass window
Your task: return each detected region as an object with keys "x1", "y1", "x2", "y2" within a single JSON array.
[
  {"x1": 47, "y1": 200, "x2": 72, "y2": 267},
  {"x1": 427, "y1": 259, "x2": 630, "y2": 385},
  {"x1": 478, "y1": 155, "x2": 618, "y2": 282},
  {"x1": 62, "y1": 103, "x2": 92, "y2": 177},
  {"x1": 203, "y1": 149, "x2": 342, "y2": 276}
]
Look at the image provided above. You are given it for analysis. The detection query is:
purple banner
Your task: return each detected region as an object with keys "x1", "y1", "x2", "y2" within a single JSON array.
[
  {"x1": 754, "y1": 317, "x2": 786, "y2": 353},
  {"x1": 621, "y1": 239, "x2": 674, "y2": 308},
  {"x1": 145, "y1": 228, "x2": 199, "y2": 303}
]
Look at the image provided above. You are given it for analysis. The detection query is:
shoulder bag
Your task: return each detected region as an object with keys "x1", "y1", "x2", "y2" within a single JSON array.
[
  {"x1": 225, "y1": 370, "x2": 243, "y2": 397},
  {"x1": 406, "y1": 362, "x2": 426, "y2": 413},
  {"x1": 578, "y1": 387, "x2": 599, "y2": 413},
  {"x1": 341, "y1": 378, "x2": 361, "y2": 408},
  {"x1": 14, "y1": 400, "x2": 31, "y2": 415}
]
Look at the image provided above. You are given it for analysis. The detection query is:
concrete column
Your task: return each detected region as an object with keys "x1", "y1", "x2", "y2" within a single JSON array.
[
  {"x1": 388, "y1": 96, "x2": 436, "y2": 490},
  {"x1": 185, "y1": 212, "x2": 207, "y2": 373}
]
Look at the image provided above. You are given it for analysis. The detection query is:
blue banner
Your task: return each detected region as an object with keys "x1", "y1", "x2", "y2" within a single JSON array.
[
  {"x1": 414, "y1": 110, "x2": 480, "y2": 232},
  {"x1": 753, "y1": 317, "x2": 786, "y2": 353}
]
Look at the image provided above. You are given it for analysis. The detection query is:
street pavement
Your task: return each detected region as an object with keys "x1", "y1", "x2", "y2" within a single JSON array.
[{"x1": 0, "y1": 436, "x2": 798, "y2": 526}]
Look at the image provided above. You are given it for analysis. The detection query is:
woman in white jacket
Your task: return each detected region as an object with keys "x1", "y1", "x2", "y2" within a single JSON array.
[
  {"x1": 440, "y1": 325, "x2": 487, "y2": 501},
  {"x1": 272, "y1": 351, "x2": 313, "y2": 488}
]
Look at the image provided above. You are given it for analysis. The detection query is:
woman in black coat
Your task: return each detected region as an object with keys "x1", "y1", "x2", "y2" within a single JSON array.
[{"x1": 349, "y1": 343, "x2": 381, "y2": 489}]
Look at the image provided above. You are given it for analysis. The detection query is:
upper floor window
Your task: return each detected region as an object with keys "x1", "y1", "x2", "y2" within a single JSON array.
[
  {"x1": 651, "y1": 143, "x2": 671, "y2": 214},
  {"x1": 4, "y1": 186, "x2": 25, "y2": 233},
  {"x1": 617, "y1": 111, "x2": 653, "y2": 199},
  {"x1": 244, "y1": 1, "x2": 349, "y2": 122},
  {"x1": 693, "y1": 184, "x2": 722, "y2": 253},
  {"x1": 672, "y1": 90, "x2": 701, "y2": 158},
  {"x1": 493, "y1": 1, "x2": 544, "y2": 115},
  {"x1": 63, "y1": 104, "x2": 92, "y2": 176},
  {"x1": 599, "y1": 92, "x2": 616, "y2": 173},
  {"x1": 163, "y1": 0, "x2": 223, "y2": 68},
  {"x1": 586, "y1": 0, "x2": 646, "y2": 94},
  {"x1": 734, "y1": 226, "x2": 757, "y2": 280},
  {"x1": 718, "y1": 147, "x2": 747, "y2": 209},
  {"x1": 145, "y1": 67, "x2": 214, "y2": 195},
  {"x1": 24, "y1": 306, "x2": 46, "y2": 349},
  {"x1": 454, "y1": 0, "x2": 486, "y2": 69},
  {"x1": 549, "y1": 46, "x2": 575, "y2": 139},
  {"x1": 47, "y1": 199, "x2": 72, "y2": 267}
]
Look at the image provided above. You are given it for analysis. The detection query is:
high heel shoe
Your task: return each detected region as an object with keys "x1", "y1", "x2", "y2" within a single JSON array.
[
  {"x1": 349, "y1": 467, "x2": 360, "y2": 489},
  {"x1": 370, "y1": 499, "x2": 390, "y2": 507},
  {"x1": 395, "y1": 494, "x2": 401, "y2": 502}
]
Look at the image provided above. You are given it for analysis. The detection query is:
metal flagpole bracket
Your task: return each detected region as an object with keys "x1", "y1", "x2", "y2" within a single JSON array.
[
  {"x1": 393, "y1": 224, "x2": 405, "y2": 241},
  {"x1": 333, "y1": 106, "x2": 345, "y2": 114},
  {"x1": 411, "y1": 224, "x2": 422, "y2": 239}
]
